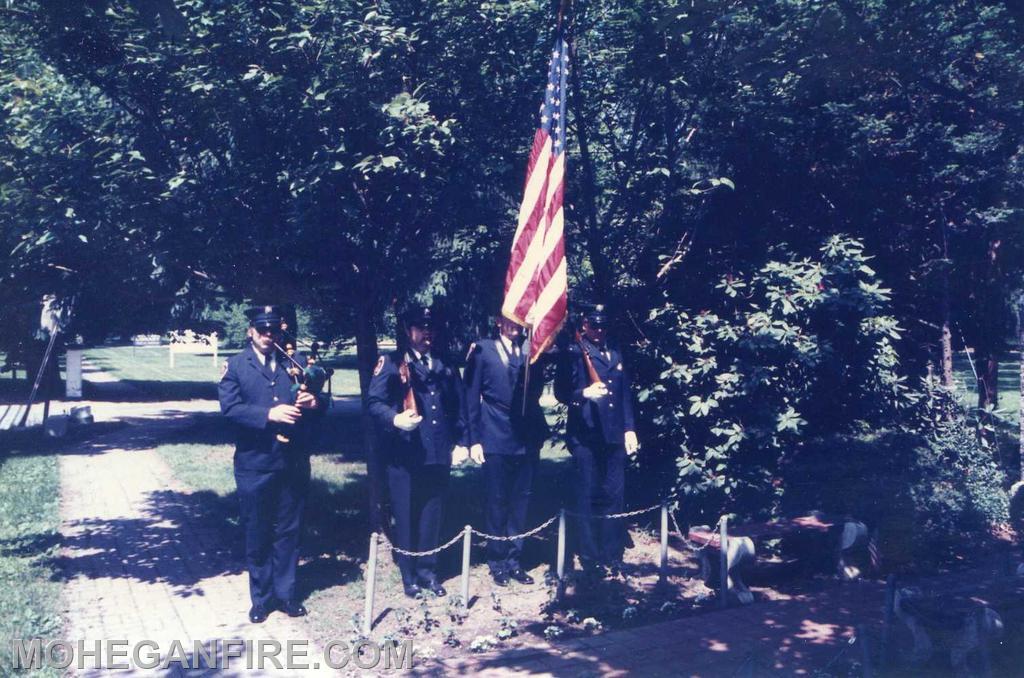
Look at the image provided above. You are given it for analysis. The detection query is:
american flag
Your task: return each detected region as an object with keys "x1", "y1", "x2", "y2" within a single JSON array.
[{"x1": 502, "y1": 35, "x2": 569, "y2": 362}]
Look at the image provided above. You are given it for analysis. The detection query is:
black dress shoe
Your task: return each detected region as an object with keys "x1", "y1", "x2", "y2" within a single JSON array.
[
  {"x1": 419, "y1": 577, "x2": 447, "y2": 597},
  {"x1": 402, "y1": 582, "x2": 423, "y2": 598},
  {"x1": 491, "y1": 571, "x2": 510, "y2": 587},
  {"x1": 282, "y1": 601, "x2": 308, "y2": 617},
  {"x1": 248, "y1": 605, "x2": 269, "y2": 624},
  {"x1": 508, "y1": 568, "x2": 534, "y2": 585}
]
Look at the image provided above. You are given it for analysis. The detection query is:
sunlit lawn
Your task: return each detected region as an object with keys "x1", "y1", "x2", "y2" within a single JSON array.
[
  {"x1": 0, "y1": 447, "x2": 63, "y2": 677},
  {"x1": 952, "y1": 351, "x2": 1020, "y2": 421},
  {"x1": 83, "y1": 345, "x2": 362, "y2": 398}
]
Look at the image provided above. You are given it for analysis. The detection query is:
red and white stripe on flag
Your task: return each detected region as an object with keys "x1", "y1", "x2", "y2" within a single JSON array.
[{"x1": 502, "y1": 35, "x2": 569, "y2": 363}]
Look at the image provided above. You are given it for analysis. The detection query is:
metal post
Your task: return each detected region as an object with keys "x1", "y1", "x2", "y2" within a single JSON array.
[
  {"x1": 362, "y1": 532, "x2": 378, "y2": 636},
  {"x1": 557, "y1": 509, "x2": 566, "y2": 581},
  {"x1": 460, "y1": 525, "x2": 472, "y2": 607},
  {"x1": 720, "y1": 516, "x2": 729, "y2": 609},
  {"x1": 880, "y1": 574, "x2": 896, "y2": 669},
  {"x1": 858, "y1": 624, "x2": 873, "y2": 678},
  {"x1": 659, "y1": 504, "x2": 669, "y2": 580}
]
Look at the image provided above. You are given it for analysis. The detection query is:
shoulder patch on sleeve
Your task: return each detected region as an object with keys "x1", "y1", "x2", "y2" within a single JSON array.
[{"x1": 373, "y1": 355, "x2": 385, "y2": 376}]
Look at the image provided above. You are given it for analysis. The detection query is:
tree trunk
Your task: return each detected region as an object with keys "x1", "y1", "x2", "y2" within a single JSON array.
[
  {"x1": 940, "y1": 322, "x2": 954, "y2": 388},
  {"x1": 940, "y1": 277, "x2": 954, "y2": 388},
  {"x1": 568, "y1": 34, "x2": 611, "y2": 299},
  {"x1": 977, "y1": 238, "x2": 1003, "y2": 412},
  {"x1": 354, "y1": 299, "x2": 386, "y2": 533},
  {"x1": 1018, "y1": 331, "x2": 1024, "y2": 481}
]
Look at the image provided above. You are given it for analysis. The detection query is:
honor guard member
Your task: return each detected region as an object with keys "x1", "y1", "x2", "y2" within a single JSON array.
[
  {"x1": 366, "y1": 305, "x2": 467, "y2": 598},
  {"x1": 464, "y1": 316, "x2": 550, "y2": 586},
  {"x1": 218, "y1": 305, "x2": 326, "y2": 623},
  {"x1": 555, "y1": 305, "x2": 640, "y2": 573}
]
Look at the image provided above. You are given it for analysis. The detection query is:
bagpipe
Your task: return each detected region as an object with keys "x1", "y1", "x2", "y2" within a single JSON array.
[{"x1": 270, "y1": 337, "x2": 332, "y2": 443}]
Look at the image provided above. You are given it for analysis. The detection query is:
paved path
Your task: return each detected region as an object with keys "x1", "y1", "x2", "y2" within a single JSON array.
[{"x1": 57, "y1": 377, "x2": 338, "y2": 675}]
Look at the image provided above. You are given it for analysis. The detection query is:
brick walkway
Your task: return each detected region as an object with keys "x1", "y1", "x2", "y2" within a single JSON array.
[{"x1": 58, "y1": 406, "x2": 336, "y2": 676}]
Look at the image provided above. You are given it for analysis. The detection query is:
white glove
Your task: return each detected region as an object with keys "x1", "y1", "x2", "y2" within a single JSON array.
[
  {"x1": 392, "y1": 409, "x2": 422, "y2": 432},
  {"x1": 452, "y1": 445, "x2": 469, "y2": 465},
  {"x1": 470, "y1": 444, "x2": 485, "y2": 464},
  {"x1": 625, "y1": 430, "x2": 640, "y2": 455},
  {"x1": 582, "y1": 382, "x2": 609, "y2": 401}
]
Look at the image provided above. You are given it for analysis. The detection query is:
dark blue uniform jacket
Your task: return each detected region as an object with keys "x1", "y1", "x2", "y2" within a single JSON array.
[
  {"x1": 366, "y1": 351, "x2": 466, "y2": 466},
  {"x1": 464, "y1": 339, "x2": 549, "y2": 456},
  {"x1": 218, "y1": 344, "x2": 326, "y2": 471},
  {"x1": 555, "y1": 339, "x2": 636, "y2": 446}
]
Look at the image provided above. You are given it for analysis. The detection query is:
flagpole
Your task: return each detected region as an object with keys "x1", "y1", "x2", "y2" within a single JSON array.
[
  {"x1": 521, "y1": 324, "x2": 531, "y2": 416},
  {"x1": 556, "y1": 0, "x2": 570, "y2": 31}
]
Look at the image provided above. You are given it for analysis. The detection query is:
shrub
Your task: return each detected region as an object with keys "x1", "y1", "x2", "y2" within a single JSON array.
[
  {"x1": 638, "y1": 236, "x2": 907, "y2": 520},
  {"x1": 780, "y1": 419, "x2": 1008, "y2": 568}
]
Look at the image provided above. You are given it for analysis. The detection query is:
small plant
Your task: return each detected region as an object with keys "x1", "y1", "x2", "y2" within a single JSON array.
[
  {"x1": 490, "y1": 590, "x2": 504, "y2": 613},
  {"x1": 539, "y1": 579, "x2": 560, "y2": 616},
  {"x1": 622, "y1": 606, "x2": 638, "y2": 622},
  {"x1": 446, "y1": 595, "x2": 468, "y2": 625},
  {"x1": 418, "y1": 596, "x2": 439, "y2": 632},
  {"x1": 496, "y1": 617, "x2": 519, "y2": 640},
  {"x1": 394, "y1": 606, "x2": 414, "y2": 636},
  {"x1": 441, "y1": 626, "x2": 460, "y2": 648},
  {"x1": 582, "y1": 617, "x2": 603, "y2": 632},
  {"x1": 543, "y1": 625, "x2": 564, "y2": 640},
  {"x1": 659, "y1": 600, "x2": 679, "y2": 615},
  {"x1": 348, "y1": 612, "x2": 364, "y2": 638},
  {"x1": 565, "y1": 609, "x2": 580, "y2": 624},
  {"x1": 469, "y1": 635, "x2": 498, "y2": 652},
  {"x1": 416, "y1": 644, "x2": 438, "y2": 660}
]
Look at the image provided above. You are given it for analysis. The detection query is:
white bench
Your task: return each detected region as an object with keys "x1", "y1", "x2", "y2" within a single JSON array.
[{"x1": 168, "y1": 330, "x2": 219, "y2": 367}]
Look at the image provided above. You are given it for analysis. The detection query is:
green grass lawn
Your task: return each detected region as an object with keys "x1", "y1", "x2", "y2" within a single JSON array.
[
  {"x1": 0, "y1": 450, "x2": 63, "y2": 677},
  {"x1": 952, "y1": 351, "x2": 1021, "y2": 420},
  {"x1": 82, "y1": 345, "x2": 362, "y2": 398}
]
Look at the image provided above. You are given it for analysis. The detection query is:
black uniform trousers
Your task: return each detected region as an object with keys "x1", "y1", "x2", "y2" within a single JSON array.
[
  {"x1": 483, "y1": 452, "x2": 538, "y2": 574},
  {"x1": 387, "y1": 462, "x2": 449, "y2": 584},
  {"x1": 570, "y1": 438, "x2": 627, "y2": 565},
  {"x1": 235, "y1": 458, "x2": 311, "y2": 609}
]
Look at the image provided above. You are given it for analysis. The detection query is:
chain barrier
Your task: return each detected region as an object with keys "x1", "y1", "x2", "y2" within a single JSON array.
[
  {"x1": 471, "y1": 513, "x2": 559, "y2": 542},
  {"x1": 379, "y1": 500, "x2": 675, "y2": 558},
  {"x1": 671, "y1": 511, "x2": 726, "y2": 553},
  {"x1": 378, "y1": 530, "x2": 466, "y2": 558},
  {"x1": 377, "y1": 504, "x2": 726, "y2": 560},
  {"x1": 566, "y1": 501, "x2": 664, "y2": 520}
]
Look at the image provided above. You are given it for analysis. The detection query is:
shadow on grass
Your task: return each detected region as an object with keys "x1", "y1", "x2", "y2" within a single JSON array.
[
  {"x1": 0, "y1": 473, "x2": 368, "y2": 599},
  {"x1": 83, "y1": 379, "x2": 218, "y2": 402}
]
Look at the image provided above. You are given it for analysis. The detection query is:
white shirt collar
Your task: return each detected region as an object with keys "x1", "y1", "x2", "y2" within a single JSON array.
[
  {"x1": 408, "y1": 348, "x2": 431, "y2": 370},
  {"x1": 251, "y1": 344, "x2": 276, "y2": 369},
  {"x1": 499, "y1": 335, "x2": 521, "y2": 357}
]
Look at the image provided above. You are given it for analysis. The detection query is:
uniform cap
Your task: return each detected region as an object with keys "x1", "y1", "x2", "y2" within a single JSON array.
[
  {"x1": 584, "y1": 304, "x2": 609, "y2": 328},
  {"x1": 246, "y1": 305, "x2": 285, "y2": 330},
  {"x1": 400, "y1": 305, "x2": 434, "y2": 328}
]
